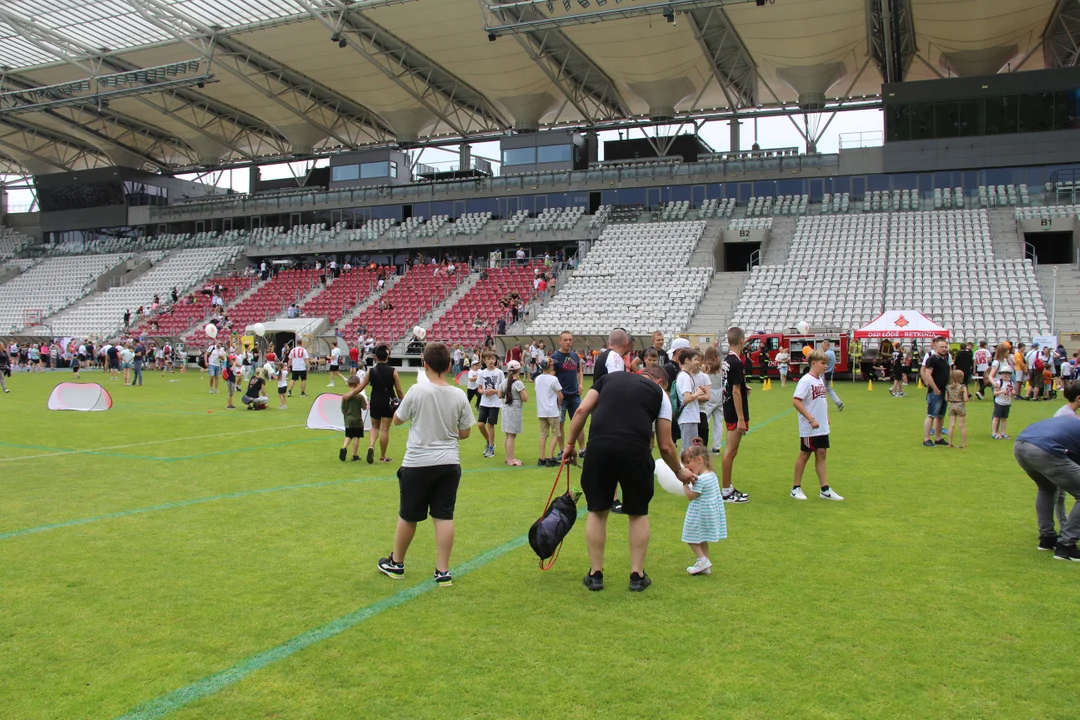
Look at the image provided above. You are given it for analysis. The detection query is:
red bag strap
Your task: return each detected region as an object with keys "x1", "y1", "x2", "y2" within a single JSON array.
[{"x1": 537, "y1": 457, "x2": 573, "y2": 571}]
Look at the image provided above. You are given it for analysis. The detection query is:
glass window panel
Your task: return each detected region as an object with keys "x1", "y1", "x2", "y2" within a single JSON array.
[
  {"x1": 911, "y1": 103, "x2": 935, "y2": 140},
  {"x1": 957, "y1": 98, "x2": 982, "y2": 137},
  {"x1": 360, "y1": 161, "x2": 389, "y2": 178},
  {"x1": 935, "y1": 101, "x2": 960, "y2": 139},
  {"x1": 536, "y1": 144, "x2": 571, "y2": 163},
  {"x1": 886, "y1": 105, "x2": 911, "y2": 142},
  {"x1": 984, "y1": 95, "x2": 1018, "y2": 135},
  {"x1": 501, "y1": 147, "x2": 536, "y2": 166},
  {"x1": 1018, "y1": 93, "x2": 1054, "y2": 133},
  {"x1": 331, "y1": 164, "x2": 359, "y2": 182}
]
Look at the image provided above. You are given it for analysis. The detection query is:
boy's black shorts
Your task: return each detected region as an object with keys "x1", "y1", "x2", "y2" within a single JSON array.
[
  {"x1": 398, "y1": 464, "x2": 461, "y2": 522},
  {"x1": 478, "y1": 406, "x2": 500, "y2": 425},
  {"x1": 345, "y1": 426, "x2": 364, "y2": 439},
  {"x1": 580, "y1": 442, "x2": 654, "y2": 516},
  {"x1": 800, "y1": 434, "x2": 830, "y2": 453}
]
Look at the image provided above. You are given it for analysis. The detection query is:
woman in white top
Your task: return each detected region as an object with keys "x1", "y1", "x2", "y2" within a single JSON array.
[
  {"x1": 702, "y1": 346, "x2": 726, "y2": 453},
  {"x1": 775, "y1": 347, "x2": 791, "y2": 388}
]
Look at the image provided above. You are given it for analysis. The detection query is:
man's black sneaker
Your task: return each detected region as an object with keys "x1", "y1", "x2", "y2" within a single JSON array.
[
  {"x1": 366, "y1": 447, "x2": 375, "y2": 464},
  {"x1": 1053, "y1": 543, "x2": 1080, "y2": 561},
  {"x1": 300, "y1": 392, "x2": 308, "y2": 397},
  {"x1": 538, "y1": 458, "x2": 548, "y2": 467},
  {"x1": 1038, "y1": 535, "x2": 1059, "y2": 551},
  {"x1": 629, "y1": 571, "x2": 652, "y2": 592},
  {"x1": 611, "y1": 499, "x2": 625, "y2": 514},
  {"x1": 579, "y1": 449, "x2": 586, "y2": 459},
  {"x1": 434, "y1": 569, "x2": 453, "y2": 587},
  {"x1": 546, "y1": 457, "x2": 560, "y2": 467},
  {"x1": 377, "y1": 554, "x2": 405, "y2": 578},
  {"x1": 352, "y1": 455, "x2": 360, "y2": 462},
  {"x1": 723, "y1": 490, "x2": 749, "y2": 504},
  {"x1": 934, "y1": 439, "x2": 949, "y2": 446},
  {"x1": 582, "y1": 570, "x2": 604, "y2": 591},
  {"x1": 339, "y1": 448, "x2": 347, "y2": 462}
]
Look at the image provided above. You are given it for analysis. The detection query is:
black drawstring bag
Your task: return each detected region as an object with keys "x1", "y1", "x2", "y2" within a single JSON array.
[{"x1": 528, "y1": 460, "x2": 579, "y2": 569}]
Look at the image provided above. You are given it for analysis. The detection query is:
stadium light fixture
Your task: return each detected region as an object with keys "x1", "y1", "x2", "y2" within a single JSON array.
[
  {"x1": 546, "y1": 1, "x2": 554, "y2": 10},
  {"x1": 578, "y1": 0, "x2": 590, "y2": 7},
  {"x1": 563, "y1": 0, "x2": 572, "y2": 9}
]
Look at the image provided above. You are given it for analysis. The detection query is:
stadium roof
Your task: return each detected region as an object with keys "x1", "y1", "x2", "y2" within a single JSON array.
[{"x1": 0, "y1": 0, "x2": 1066, "y2": 176}]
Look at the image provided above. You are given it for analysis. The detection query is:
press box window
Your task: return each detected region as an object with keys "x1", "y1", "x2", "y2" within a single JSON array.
[
  {"x1": 502, "y1": 147, "x2": 537, "y2": 166},
  {"x1": 332, "y1": 164, "x2": 360, "y2": 182}
]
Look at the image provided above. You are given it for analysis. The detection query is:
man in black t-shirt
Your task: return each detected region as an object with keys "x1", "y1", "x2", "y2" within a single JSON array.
[
  {"x1": 563, "y1": 366, "x2": 694, "y2": 592},
  {"x1": 921, "y1": 337, "x2": 952, "y2": 446},
  {"x1": 720, "y1": 327, "x2": 751, "y2": 503}
]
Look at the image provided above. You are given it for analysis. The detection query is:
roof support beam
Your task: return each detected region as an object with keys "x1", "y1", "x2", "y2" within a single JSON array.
[
  {"x1": 0, "y1": 117, "x2": 106, "y2": 172},
  {"x1": 127, "y1": 0, "x2": 393, "y2": 149},
  {"x1": 866, "y1": 0, "x2": 916, "y2": 84},
  {"x1": 1045, "y1": 0, "x2": 1080, "y2": 68},
  {"x1": 487, "y1": 3, "x2": 631, "y2": 124},
  {"x1": 685, "y1": 6, "x2": 757, "y2": 110},
  {"x1": 0, "y1": 72, "x2": 193, "y2": 170},
  {"x1": 295, "y1": 0, "x2": 512, "y2": 135}
]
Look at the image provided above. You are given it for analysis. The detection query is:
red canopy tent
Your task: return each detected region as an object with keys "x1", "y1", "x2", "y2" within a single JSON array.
[{"x1": 854, "y1": 310, "x2": 950, "y2": 339}]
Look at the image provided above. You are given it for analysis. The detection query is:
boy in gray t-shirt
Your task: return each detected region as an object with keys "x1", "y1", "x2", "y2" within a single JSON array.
[{"x1": 377, "y1": 342, "x2": 475, "y2": 587}]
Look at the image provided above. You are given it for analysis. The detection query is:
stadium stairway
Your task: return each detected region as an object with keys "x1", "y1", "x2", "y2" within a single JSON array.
[
  {"x1": 761, "y1": 216, "x2": 798, "y2": 264},
  {"x1": 333, "y1": 274, "x2": 401, "y2": 340},
  {"x1": 685, "y1": 270, "x2": 748, "y2": 337},
  {"x1": 988, "y1": 207, "x2": 1024, "y2": 260},
  {"x1": 392, "y1": 272, "x2": 480, "y2": 355},
  {"x1": 1036, "y1": 264, "x2": 1080, "y2": 335}
]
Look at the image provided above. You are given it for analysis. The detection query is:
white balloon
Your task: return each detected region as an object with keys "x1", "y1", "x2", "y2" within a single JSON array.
[
  {"x1": 654, "y1": 458, "x2": 685, "y2": 495},
  {"x1": 413, "y1": 325, "x2": 427, "y2": 341},
  {"x1": 796, "y1": 320, "x2": 810, "y2": 335},
  {"x1": 415, "y1": 368, "x2": 430, "y2": 384},
  {"x1": 204, "y1": 323, "x2": 218, "y2": 339},
  {"x1": 252, "y1": 323, "x2": 266, "y2": 337}
]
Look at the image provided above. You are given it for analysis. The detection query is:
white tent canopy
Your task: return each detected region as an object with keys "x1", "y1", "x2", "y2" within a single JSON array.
[{"x1": 854, "y1": 310, "x2": 950, "y2": 339}]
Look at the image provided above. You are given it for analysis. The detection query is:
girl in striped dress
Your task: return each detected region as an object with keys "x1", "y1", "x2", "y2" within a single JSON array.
[{"x1": 681, "y1": 439, "x2": 727, "y2": 575}]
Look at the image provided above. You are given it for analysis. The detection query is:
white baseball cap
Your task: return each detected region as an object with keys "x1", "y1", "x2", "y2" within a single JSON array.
[
  {"x1": 670, "y1": 338, "x2": 690, "y2": 351},
  {"x1": 507, "y1": 359, "x2": 522, "y2": 371}
]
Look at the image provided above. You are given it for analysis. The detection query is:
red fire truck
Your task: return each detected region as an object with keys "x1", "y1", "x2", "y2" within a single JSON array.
[{"x1": 744, "y1": 331, "x2": 852, "y2": 377}]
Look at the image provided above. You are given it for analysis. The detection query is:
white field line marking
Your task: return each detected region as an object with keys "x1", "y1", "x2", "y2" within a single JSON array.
[{"x1": 0, "y1": 425, "x2": 307, "y2": 463}]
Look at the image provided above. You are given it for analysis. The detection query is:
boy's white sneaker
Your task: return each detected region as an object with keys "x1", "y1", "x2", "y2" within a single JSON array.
[
  {"x1": 687, "y1": 557, "x2": 713, "y2": 575},
  {"x1": 819, "y1": 488, "x2": 844, "y2": 501},
  {"x1": 790, "y1": 486, "x2": 807, "y2": 500}
]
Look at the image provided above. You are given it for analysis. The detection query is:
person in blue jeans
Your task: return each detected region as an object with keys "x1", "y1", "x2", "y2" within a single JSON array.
[
  {"x1": 1014, "y1": 415, "x2": 1080, "y2": 561},
  {"x1": 549, "y1": 331, "x2": 585, "y2": 458},
  {"x1": 921, "y1": 337, "x2": 951, "y2": 446}
]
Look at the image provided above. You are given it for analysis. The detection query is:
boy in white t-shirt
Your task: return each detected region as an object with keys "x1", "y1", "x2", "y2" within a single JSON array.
[
  {"x1": 534, "y1": 360, "x2": 564, "y2": 466},
  {"x1": 791, "y1": 349, "x2": 844, "y2": 501},
  {"x1": 992, "y1": 367, "x2": 1015, "y2": 439},
  {"x1": 676, "y1": 349, "x2": 709, "y2": 452},
  {"x1": 477, "y1": 351, "x2": 506, "y2": 458},
  {"x1": 466, "y1": 359, "x2": 481, "y2": 409},
  {"x1": 327, "y1": 341, "x2": 346, "y2": 387}
]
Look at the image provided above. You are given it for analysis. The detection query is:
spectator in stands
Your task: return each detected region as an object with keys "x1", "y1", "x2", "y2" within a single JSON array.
[
  {"x1": 287, "y1": 303, "x2": 299, "y2": 319},
  {"x1": 171, "y1": 286, "x2": 179, "y2": 303},
  {"x1": 496, "y1": 318, "x2": 506, "y2": 336},
  {"x1": 260, "y1": 261, "x2": 269, "y2": 280},
  {"x1": 123, "y1": 309, "x2": 131, "y2": 328},
  {"x1": 516, "y1": 247, "x2": 526, "y2": 265}
]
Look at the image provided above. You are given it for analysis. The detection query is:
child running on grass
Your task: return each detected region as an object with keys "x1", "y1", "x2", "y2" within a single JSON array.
[
  {"x1": 992, "y1": 366, "x2": 1014, "y2": 439},
  {"x1": 681, "y1": 438, "x2": 727, "y2": 576},
  {"x1": 946, "y1": 369, "x2": 969, "y2": 448},
  {"x1": 339, "y1": 375, "x2": 368, "y2": 462},
  {"x1": 790, "y1": 349, "x2": 844, "y2": 501}
]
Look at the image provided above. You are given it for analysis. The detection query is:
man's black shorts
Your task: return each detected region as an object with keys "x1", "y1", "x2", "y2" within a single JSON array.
[
  {"x1": 345, "y1": 426, "x2": 364, "y2": 439},
  {"x1": 291, "y1": 370, "x2": 307, "y2": 381},
  {"x1": 398, "y1": 464, "x2": 461, "y2": 522},
  {"x1": 800, "y1": 434, "x2": 830, "y2": 453},
  {"x1": 580, "y1": 442, "x2": 655, "y2": 516}
]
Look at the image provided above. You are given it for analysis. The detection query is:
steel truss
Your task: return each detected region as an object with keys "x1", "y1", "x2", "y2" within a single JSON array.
[
  {"x1": 1045, "y1": 0, "x2": 1080, "y2": 67},
  {"x1": 866, "y1": 0, "x2": 915, "y2": 84}
]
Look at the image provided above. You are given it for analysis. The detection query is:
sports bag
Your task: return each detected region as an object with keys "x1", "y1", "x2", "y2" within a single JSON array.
[{"x1": 528, "y1": 460, "x2": 580, "y2": 569}]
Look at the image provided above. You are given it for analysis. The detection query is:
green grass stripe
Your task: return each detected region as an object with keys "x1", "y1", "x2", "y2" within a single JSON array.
[{"x1": 114, "y1": 534, "x2": 531, "y2": 720}]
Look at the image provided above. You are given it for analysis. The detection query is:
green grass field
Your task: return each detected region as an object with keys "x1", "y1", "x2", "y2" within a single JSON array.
[{"x1": 1, "y1": 368, "x2": 1076, "y2": 720}]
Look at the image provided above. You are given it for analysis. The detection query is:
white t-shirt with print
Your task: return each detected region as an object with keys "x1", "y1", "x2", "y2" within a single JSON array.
[
  {"x1": 793, "y1": 371, "x2": 830, "y2": 437},
  {"x1": 289, "y1": 346, "x2": 309, "y2": 371},
  {"x1": 478, "y1": 367, "x2": 506, "y2": 407},
  {"x1": 534, "y1": 373, "x2": 563, "y2": 418}
]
